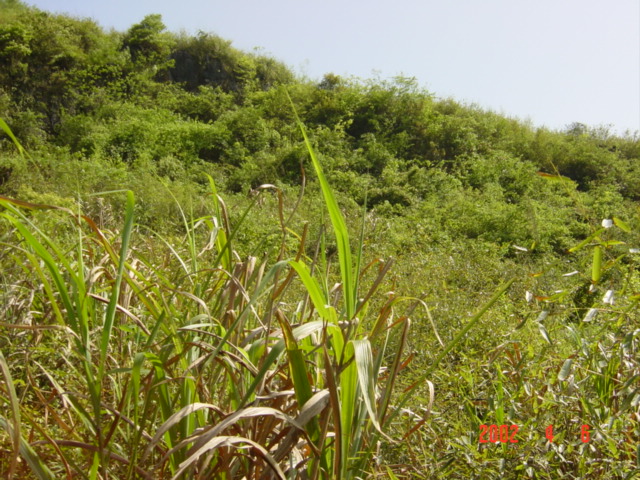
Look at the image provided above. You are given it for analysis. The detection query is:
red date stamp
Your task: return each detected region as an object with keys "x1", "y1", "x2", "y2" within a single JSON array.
[
  {"x1": 479, "y1": 424, "x2": 591, "y2": 443},
  {"x1": 479, "y1": 424, "x2": 519, "y2": 443}
]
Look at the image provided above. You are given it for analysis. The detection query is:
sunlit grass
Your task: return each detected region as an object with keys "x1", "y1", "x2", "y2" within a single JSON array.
[{"x1": 0, "y1": 116, "x2": 638, "y2": 479}]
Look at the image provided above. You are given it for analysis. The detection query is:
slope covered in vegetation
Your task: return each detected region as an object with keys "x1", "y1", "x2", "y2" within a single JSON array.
[{"x1": 1, "y1": 1, "x2": 639, "y2": 478}]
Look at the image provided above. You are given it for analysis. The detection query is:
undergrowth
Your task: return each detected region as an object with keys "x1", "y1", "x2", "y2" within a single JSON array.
[{"x1": 0, "y1": 115, "x2": 638, "y2": 479}]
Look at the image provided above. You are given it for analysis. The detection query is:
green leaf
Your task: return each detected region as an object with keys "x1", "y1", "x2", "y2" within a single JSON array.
[
  {"x1": 538, "y1": 322, "x2": 552, "y2": 345},
  {"x1": 0, "y1": 351, "x2": 55, "y2": 479},
  {"x1": 592, "y1": 245, "x2": 603, "y2": 283},
  {"x1": 536, "y1": 172, "x2": 572, "y2": 183},
  {"x1": 240, "y1": 321, "x2": 325, "y2": 407},
  {"x1": 613, "y1": 216, "x2": 631, "y2": 233},
  {"x1": 607, "y1": 437, "x2": 619, "y2": 457},
  {"x1": 0, "y1": 117, "x2": 27, "y2": 157},
  {"x1": 339, "y1": 341, "x2": 359, "y2": 478},
  {"x1": 207, "y1": 174, "x2": 232, "y2": 271},
  {"x1": 558, "y1": 358, "x2": 572, "y2": 381},
  {"x1": 0, "y1": 350, "x2": 20, "y2": 475},
  {"x1": 600, "y1": 240, "x2": 625, "y2": 247},
  {"x1": 276, "y1": 312, "x2": 313, "y2": 408},
  {"x1": 131, "y1": 352, "x2": 145, "y2": 423},
  {"x1": 89, "y1": 452, "x2": 100, "y2": 480},
  {"x1": 289, "y1": 260, "x2": 338, "y2": 324},
  {"x1": 1, "y1": 213, "x2": 76, "y2": 331},
  {"x1": 568, "y1": 228, "x2": 605, "y2": 253},
  {"x1": 386, "y1": 467, "x2": 401, "y2": 480}
]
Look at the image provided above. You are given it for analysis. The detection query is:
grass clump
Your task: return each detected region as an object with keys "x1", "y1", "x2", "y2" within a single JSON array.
[
  {"x1": 0, "y1": 115, "x2": 512, "y2": 479},
  {"x1": 0, "y1": 9, "x2": 639, "y2": 472}
]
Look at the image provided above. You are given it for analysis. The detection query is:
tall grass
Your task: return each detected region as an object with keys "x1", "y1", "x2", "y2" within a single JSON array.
[
  {"x1": 286, "y1": 96, "x2": 515, "y2": 478},
  {"x1": 9, "y1": 114, "x2": 638, "y2": 479},
  {"x1": 0, "y1": 112, "x2": 515, "y2": 478}
]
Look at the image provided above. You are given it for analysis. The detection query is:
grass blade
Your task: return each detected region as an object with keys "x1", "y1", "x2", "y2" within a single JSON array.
[
  {"x1": 0, "y1": 419, "x2": 56, "y2": 480},
  {"x1": 0, "y1": 350, "x2": 20, "y2": 478},
  {"x1": 592, "y1": 245, "x2": 603, "y2": 284},
  {"x1": 288, "y1": 92, "x2": 356, "y2": 321},
  {"x1": 289, "y1": 259, "x2": 338, "y2": 324},
  {"x1": 351, "y1": 339, "x2": 389, "y2": 439},
  {"x1": 0, "y1": 117, "x2": 27, "y2": 157},
  {"x1": 99, "y1": 190, "x2": 135, "y2": 379}
]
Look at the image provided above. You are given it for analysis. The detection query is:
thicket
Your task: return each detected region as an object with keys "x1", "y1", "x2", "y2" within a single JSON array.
[{"x1": 1, "y1": 1, "x2": 639, "y2": 478}]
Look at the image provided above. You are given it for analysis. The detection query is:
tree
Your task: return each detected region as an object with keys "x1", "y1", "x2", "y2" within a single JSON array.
[{"x1": 122, "y1": 14, "x2": 173, "y2": 69}]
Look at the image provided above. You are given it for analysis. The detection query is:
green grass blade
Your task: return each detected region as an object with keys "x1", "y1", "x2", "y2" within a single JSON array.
[
  {"x1": 130, "y1": 353, "x2": 145, "y2": 424},
  {"x1": 3, "y1": 245, "x2": 66, "y2": 325},
  {"x1": 568, "y1": 228, "x2": 605, "y2": 253},
  {"x1": 2, "y1": 213, "x2": 77, "y2": 332},
  {"x1": 0, "y1": 117, "x2": 27, "y2": 157},
  {"x1": 339, "y1": 341, "x2": 358, "y2": 478},
  {"x1": 613, "y1": 216, "x2": 631, "y2": 233},
  {"x1": 99, "y1": 190, "x2": 135, "y2": 379},
  {"x1": 289, "y1": 259, "x2": 338, "y2": 324},
  {"x1": 0, "y1": 350, "x2": 20, "y2": 477},
  {"x1": 354, "y1": 191, "x2": 368, "y2": 313},
  {"x1": 378, "y1": 318, "x2": 410, "y2": 423},
  {"x1": 288, "y1": 93, "x2": 356, "y2": 321},
  {"x1": 207, "y1": 174, "x2": 232, "y2": 271},
  {"x1": 0, "y1": 352, "x2": 56, "y2": 479},
  {"x1": 385, "y1": 466, "x2": 401, "y2": 480},
  {"x1": 275, "y1": 311, "x2": 321, "y2": 443},
  {"x1": 592, "y1": 245, "x2": 603, "y2": 283},
  {"x1": 0, "y1": 418, "x2": 56, "y2": 480},
  {"x1": 240, "y1": 321, "x2": 325, "y2": 407},
  {"x1": 277, "y1": 311, "x2": 313, "y2": 407}
]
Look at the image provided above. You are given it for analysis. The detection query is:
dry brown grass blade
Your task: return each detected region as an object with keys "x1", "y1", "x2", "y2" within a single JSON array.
[
  {"x1": 37, "y1": 440, "x2": 154, "y2": 480},
  {"x1": 185, "y1": 407, "x2": 304, "y2": 453},
  {"x1": 402, "y1": 380, "x2": 435, "y2": 440},
  {"x1": 255, "y1": 183, "x2": 285, "y2": 229},
  {"x1": 88, "y1": 293, "x2": 150, "y2": 335},
  {"x1": 272, "y1": 390, "x2": 330, "y2": 463},
  {"x1": 27, "y1": 375, "x2": 75, "y2": 436},
  {"x1": 354, "y1": 258, "x2": 394, "y2": 318},
  {"x1": 283, "y1": 163, "x2": 306, "y2": 228},
  {"x1": 400, "y1": 295, "x2": 444, "y2": 347},
  {"x1": 183, "y1": 340, "x2": 259, "y2": 378},
  {"x1": 171, "y1": 435, "x2": 286, "y2": 480},
  {"x1": 254, "y1": 390, "x2": 296, "y2": 402},
  {"x1": 143, "y1": 402, "x2": 221, "y2": 461},
  {"x1": 322, "y1": 345, "x2": 342, "y2": 479},
  {"x1": 0, "y1": 194, "x2": 75, "y2": 213},
  {"x1": 0, "y1": 194, "x2": 113, "y2": 249},
  {"x1": 272, "y1": 222, "x2": 309, "y2": 300},
  {"x1": 213, "y1": 192, "x2": 231, "y2": 237},
  {"x1": 379, "y1": 318, "x2": 411, "y2": 424},
  {"x1": 151, "y1": 405, "x2": 305, "y2": 468},
  {"x1": 18, "y1": 408, "x2": 73, "y2": 479},
  {"x1": 0, "y1": 322, "x2": 64, "y2": 331},
  {"x1": 369, "y1": 297, "x2": 394, "y2": 341}
]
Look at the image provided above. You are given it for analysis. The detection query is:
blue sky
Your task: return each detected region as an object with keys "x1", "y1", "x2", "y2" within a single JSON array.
[{"x1": 26, "y1": 0, "x2": 640, "y2": 134}]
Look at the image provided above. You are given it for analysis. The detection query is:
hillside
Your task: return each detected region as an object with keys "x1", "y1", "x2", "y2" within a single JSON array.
[{"x1": 1, "y1": 2, "x2": 639, "y2": 478}]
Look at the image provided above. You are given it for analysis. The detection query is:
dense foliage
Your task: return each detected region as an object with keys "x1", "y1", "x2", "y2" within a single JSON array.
[{"x1": 1, "y1": 1, "x2": 639, "y2": 478}]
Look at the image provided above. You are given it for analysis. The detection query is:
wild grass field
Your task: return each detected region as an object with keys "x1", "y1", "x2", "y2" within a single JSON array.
[{"x1": 0, "y1": 2, "x2": 639, "y2": 478}]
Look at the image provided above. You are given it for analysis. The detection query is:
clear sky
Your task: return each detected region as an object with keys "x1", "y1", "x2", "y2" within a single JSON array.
[{"x1": 25, "y1": 0, "x2": 640, "y2": 134}]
